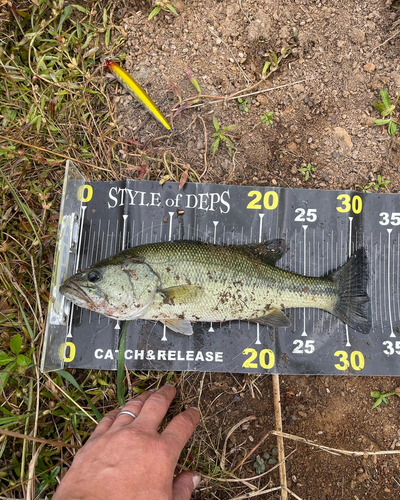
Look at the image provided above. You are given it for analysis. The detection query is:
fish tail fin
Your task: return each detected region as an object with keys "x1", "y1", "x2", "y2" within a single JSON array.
[{"x1": 330, "y1": 248, "x2": 371, "y2": 334}]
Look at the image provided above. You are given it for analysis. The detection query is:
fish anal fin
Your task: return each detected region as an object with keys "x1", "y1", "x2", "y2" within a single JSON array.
[
  {"x1": 242, "y1": 239, "x2": 287, "y2": 266},
  {"x1": 159, "y1": 285, "x2": 200, "y2": 305},
  {"x1": 255, "y1": 309, "x2": 291, "y2": 328},
  {"x1": 162, "y1": 319, "x2": 193, "y2": 335}
]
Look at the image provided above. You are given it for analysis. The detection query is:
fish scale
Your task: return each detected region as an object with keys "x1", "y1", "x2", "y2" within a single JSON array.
[{"x1": 131, "y1": 241, "x2": 336, "y2": 322}]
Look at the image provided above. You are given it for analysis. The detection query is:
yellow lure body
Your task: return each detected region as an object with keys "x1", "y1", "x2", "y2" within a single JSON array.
[{"x1": 104, "y1": 59, "x2": 171, "y2": 130}]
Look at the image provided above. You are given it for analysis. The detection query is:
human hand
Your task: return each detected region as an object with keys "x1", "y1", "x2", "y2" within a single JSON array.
[{"x1": 53, "y1": 385, "x2": 201, "y2": 500}]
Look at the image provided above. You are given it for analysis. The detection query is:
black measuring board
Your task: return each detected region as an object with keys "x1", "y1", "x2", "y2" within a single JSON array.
[{"x1": 58, "y1": 178, "x2": 400, "y2": 375}]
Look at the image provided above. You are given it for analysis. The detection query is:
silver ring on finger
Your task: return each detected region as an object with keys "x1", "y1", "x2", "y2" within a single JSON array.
[{"x1": 116, "y1": 410, "x2": 137, "y2": 419}]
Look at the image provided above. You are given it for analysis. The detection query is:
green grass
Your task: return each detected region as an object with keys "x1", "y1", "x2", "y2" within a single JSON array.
[
  {"x1": 355, "y1": 174, "x2": 390, "y2": 193},
  {"x1": 210, "y1": 117, "x2": 236, "y2": 155}
]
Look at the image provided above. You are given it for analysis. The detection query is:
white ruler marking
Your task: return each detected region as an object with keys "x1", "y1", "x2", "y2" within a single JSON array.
[
  {"x1": 105, "y1": 219, "x2": 111, "y2": 258},
  {"x1": 379, "y1": 233, "x2": 383, "y2": 331},
  {"x1": 258, "y1": 214, "x2": 265, "y2": 243},
  {"x1": 95, "y1": 219, "x2": 102, "y2": 263},
  {"x1": 345, "y1": 217, "x2": 353, "y2": 347},
  {"x1": 387, "y1": 229, "x2": 395, "y2": 337},
  {"x1": 209, "y1": 220, "x2": 220, "y2": 333},
  {"x1": 168, "y1": 212, "x2": 174, "y2": 241},
  {"x1": 114, "y1": 219, "x2": 119, "y2": 254},
  {"x1": 302, "y1": 225, "x2": 308, "y2": 337},
  {"x1": 115, "y1": 215, "x2": 129, "y2": 331},
  {"x1": 78, "y1": 229, "x2": 88, "y2": 326},
  {"x1": 74, "y1": 207, "x2": 86, "y2": 272},
  {"x1": 254, "y1": 214, "x2": 265, "y2": 345},
  {"x1": 100, "y1": 230, "x2": 105, "y2": 260},
  {"x1": 132, "y1": 220, "x2": 136, "y2": 247},
  {"x1": 329, "y1": 231, "x2": 334, "y2": 332},
  {"x1": 397, "y1": 235, "x2": 400, "y2": 321},
  {"x1": 383, "y1": 242, "x2": 387, "y2": 322},
  {"x1": 85, "y1": 219, "x2": 93, "y2": 268},
  {"x1": 213, "y1": 220, "x2": 219, "y2": 244},
  {"x1": 163, "y1": 212, "x2": 175, "y2": 341}
]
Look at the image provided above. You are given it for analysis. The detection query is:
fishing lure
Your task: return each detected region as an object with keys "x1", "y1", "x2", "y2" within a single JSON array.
[{"x1": 104, "y1": 58, "x2": 171, "y2": 131}]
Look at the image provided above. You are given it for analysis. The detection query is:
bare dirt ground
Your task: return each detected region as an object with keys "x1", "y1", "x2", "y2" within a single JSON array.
[{"x1": 101, "y1": 0, "x2": 400, "y2": 498}]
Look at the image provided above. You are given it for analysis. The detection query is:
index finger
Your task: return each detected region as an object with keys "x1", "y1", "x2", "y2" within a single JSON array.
[{"x1": 161, "y1": 407, "x2": 200, "y2": 457}]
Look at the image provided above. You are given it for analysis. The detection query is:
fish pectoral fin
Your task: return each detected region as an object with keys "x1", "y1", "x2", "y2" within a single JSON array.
[
  {"x1": 256, "y1": 309, "x2": 291, "y2": 328},
  {"x1": 158, "y1": 285, "x2": 200, "y2": 305},
  {"x1": 162, "y1": 319, "x2": 193, "y2": 335}
]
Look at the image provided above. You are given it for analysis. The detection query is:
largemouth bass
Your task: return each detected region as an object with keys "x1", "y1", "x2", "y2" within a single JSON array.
[{"x1": 59, "y1": 239, "x2": 371, "y2": 335}]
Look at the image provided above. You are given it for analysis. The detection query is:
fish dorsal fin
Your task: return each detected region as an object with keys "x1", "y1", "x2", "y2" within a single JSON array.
[
  {"x1": 256, "y1": 309, "x2": 291, "y2": 328},
  {"x1": 158, "y1": 285, "x2": 200, "y2": 305},
  {"x1": 241, "y1": 239, "x2": 287, "y2": 266},
  {"x1": 162, "y1": 319, "x2": 193, "y2": 335}
]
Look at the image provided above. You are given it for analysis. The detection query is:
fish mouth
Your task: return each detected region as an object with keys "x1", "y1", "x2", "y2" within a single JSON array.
[{"x1": 59, "y1": 280, "x2": 97, "y2": 308}]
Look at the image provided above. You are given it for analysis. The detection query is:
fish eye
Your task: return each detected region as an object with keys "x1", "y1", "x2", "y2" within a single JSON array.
[{"x1": 87, "y1": 270, "x2": 102, "y2": 283}]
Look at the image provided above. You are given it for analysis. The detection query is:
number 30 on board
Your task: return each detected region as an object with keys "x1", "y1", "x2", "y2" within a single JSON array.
[
  {"x1": 334, "y1": 350, "x2": 364, "y2": 371},
  {"x1": 336, "y1": 194, "x2": 362, "y2": 214}
]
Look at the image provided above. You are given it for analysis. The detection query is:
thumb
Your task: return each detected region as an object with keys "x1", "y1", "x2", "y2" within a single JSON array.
[{"x1": 172, "y1": 471, "x2": 201, "y2": 500}]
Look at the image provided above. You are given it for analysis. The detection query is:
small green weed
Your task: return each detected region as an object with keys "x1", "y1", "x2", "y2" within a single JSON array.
[
  {"x1": 210, "y1": 117, "x2": 236, "y2": 155},
  {"x1": 149, "y1": 1, "x2": 178, "y2": 20},
  {"x1": 373, "y1": 89, "x2": 399, "y2": 136},
  {"x1": 298, "y1": 163, "x2": 315, "y2": 181},
  {"x1": 0, "y1": 334, "x2": 33, "y2": 390},
  {"x1": 371, "y1": 389, "x2": 400, "y2": 409},
  {"x1": 253, "y1": 455, "x2": 265, "y2": 474},
  {"x1": 355, "y1": 175, "x2": 390, "y2": 193},
  {"x1": 237, "y1": 97, "x2": 251, "y2": 112},
  {"x1": 253, "y1": 448, "x2": 278, "y2": 474},
  {"x1": 260, "y1": 111, "x2": 274, "y2": 127}
]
